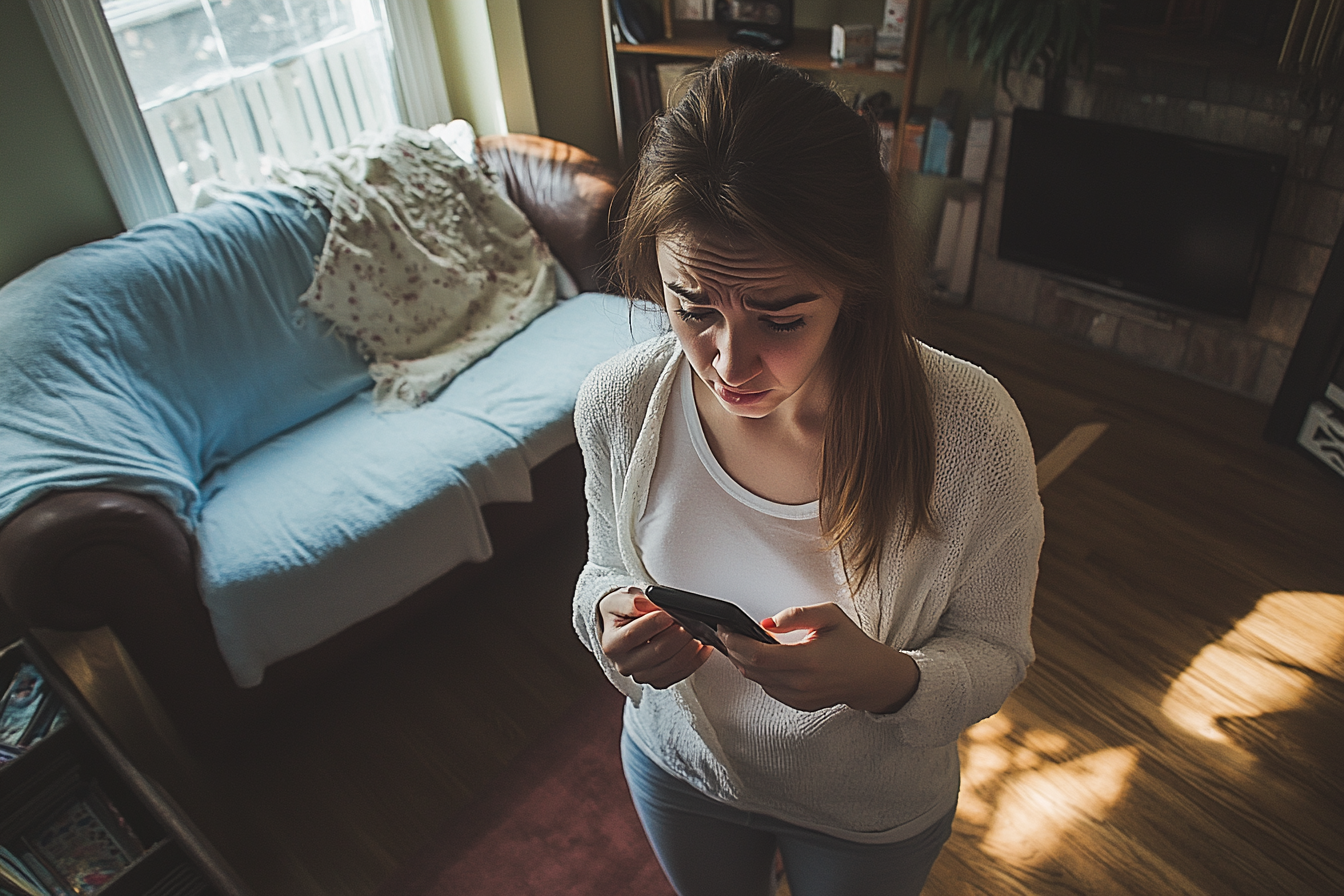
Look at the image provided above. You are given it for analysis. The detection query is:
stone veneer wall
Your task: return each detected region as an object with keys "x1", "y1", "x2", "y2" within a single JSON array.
[{"x1": 968, "y1": 47, "x2": 1344, "y2": 403}]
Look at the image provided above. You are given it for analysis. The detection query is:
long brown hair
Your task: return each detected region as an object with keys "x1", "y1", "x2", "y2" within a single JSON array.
[{"x1": 611, "y1": 50, "x2": 936, "y2": 594}]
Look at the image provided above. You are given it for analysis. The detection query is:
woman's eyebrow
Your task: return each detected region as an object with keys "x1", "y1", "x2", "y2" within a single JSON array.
[
  {"x1": 664, "y1": 281, "x2": 821, "y2": 312},
  {"x1": 745, "y1": 292, "x2": 823, "y2": 312},
  {"x1": 665, "y1": 282, "x2": 704, "y2": 303}
]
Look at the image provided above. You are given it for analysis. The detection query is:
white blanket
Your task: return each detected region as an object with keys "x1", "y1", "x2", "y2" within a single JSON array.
[{"x1": 276, "y1": 125, "x2": 558, "y2": 410}]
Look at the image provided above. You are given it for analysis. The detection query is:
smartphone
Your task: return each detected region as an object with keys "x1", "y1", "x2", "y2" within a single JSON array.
[{"x1": 644, "y1": 585, "x2": 778, "y2": 653}]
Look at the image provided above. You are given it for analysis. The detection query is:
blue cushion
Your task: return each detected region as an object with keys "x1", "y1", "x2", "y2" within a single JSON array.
[
  {"x1": 196, "y1": 293, "x2": 666, "y2": 686},
  {"x1": 0, "y1": 188, "x2": 368, "y2": 526}
]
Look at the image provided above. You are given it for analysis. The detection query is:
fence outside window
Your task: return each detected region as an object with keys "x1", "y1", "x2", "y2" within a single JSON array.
[{"x1": 103, "y1": 0, "x2": 399, "y2": 210}]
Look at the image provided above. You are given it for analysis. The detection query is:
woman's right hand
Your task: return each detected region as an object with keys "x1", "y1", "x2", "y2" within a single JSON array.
[{"x1": 598, "y1": 586, "x2": 713, "y2": 689}]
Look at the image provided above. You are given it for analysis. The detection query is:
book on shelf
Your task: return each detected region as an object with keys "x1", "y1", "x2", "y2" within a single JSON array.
[
  {"x1": 948, "y1": 191, "x2": 983, "y2": 299},
  {"x1": 616, "y1": 55, "x2": 662, "y2": 143},
  {"x1": 960, "y1": 108, "x2": 995, "y2": 184},
  {"x1": 931, "y1": 189, "x2": 984, "y2": 301},
  {"x1": 931, "y1": 195, "x2": 964, "y2": 288},
  {"x1": 0, "y1": 846, "x2": 48, "y2": 896},
  {"x1": 921, "y1": 89, "x2": 960, "y2": 177},
  {"x1": 899, "y1": 107, "x2": 929, "y2": 171}
]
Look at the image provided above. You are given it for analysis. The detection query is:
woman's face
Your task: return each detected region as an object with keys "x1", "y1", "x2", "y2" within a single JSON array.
[{"x1": 656, "y1": 233, "x2": 845, "y2": 421}]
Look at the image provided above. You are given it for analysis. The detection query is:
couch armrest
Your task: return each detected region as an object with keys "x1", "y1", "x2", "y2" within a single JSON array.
[
  {"x1": 0, "y1": 491, "x2": 195, "y2": 631},
  {"x1": 477, "y1": 134, "x2": 619, "y2": 294},
  {"x1": 0, "y1": 491, "x2": 248, "y2": 740}
]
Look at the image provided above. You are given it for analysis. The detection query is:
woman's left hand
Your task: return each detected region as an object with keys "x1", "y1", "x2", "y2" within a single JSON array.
[{"x1": 718, "y1": 603, "x2": 920, "y2": 714}]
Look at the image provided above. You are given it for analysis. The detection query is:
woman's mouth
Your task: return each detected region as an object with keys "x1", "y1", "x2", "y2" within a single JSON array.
[{"x1": 715, "y1": 384, "x2": 769, "y2": 406}]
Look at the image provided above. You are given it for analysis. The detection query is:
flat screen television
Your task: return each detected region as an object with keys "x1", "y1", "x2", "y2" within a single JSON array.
[{"x1": 998, "y1": 108, "x2": 1287, "y2": 319}]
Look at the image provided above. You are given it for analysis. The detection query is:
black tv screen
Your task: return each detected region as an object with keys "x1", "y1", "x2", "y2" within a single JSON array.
[{"x1": 998, "y1": 108, "x2": 1286, "y2": 319}]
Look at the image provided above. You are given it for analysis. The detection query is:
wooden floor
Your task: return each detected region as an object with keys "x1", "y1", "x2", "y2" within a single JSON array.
[
  {"x1": 918, "y1": 305, "x2": 1344, "y2": 896},
  {"x1": 40, "y1": 303, "x2": 1344, "y2": 896}
]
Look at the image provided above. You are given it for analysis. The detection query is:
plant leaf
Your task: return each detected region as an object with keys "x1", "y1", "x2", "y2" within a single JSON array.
[
  {"x1": 935, "y1": 0, "x2": 1102, "y2": 88},
  {"x1": 1019, "y1": 1, "x2": 1058, "y2": 74}
]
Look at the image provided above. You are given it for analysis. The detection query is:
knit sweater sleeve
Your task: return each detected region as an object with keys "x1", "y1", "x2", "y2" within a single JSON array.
[
  {"x1": 866, "y1": 356, "x2": 1044, "y2": 747},
  {"x1": 571, "y1": 339, "x2": 670, "y2": 702}
]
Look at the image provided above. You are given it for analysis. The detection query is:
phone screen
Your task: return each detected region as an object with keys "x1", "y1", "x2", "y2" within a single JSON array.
[{"x1": 645, "y1": 585, "x2": 778, "y2": 652}]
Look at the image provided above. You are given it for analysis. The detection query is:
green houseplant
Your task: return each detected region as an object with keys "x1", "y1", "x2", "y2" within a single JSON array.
[{"x1": 932, "y1": 0, "x2": 1102, "y2": 113}]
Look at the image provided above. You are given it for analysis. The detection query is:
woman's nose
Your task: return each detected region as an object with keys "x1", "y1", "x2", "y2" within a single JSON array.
[{"x1": 713, "y1": 327, "x2": 761, "y2": 387}]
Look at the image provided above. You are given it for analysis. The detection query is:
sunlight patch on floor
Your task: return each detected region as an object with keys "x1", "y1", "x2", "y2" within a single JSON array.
[
  {"x1": 1036, "y1": 422, "x2": 1109, "y2": 490},
  {"x1": 1160, "y1": 591, "x2": 1344, "y2": 749},
  {"x1": 980, "y1": 746, "x2": 1139, "y2": 862},
  {"x1": 956, "y1": 714, "x2": 1139, "y2": 863}
]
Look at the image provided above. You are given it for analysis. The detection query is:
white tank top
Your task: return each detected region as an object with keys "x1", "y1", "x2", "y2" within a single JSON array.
[{"x1": 635, "y1": 360, "x2": 851, "y2": 639}]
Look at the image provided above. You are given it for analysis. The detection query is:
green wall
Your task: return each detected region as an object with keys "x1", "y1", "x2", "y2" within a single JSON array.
[
  {"x1": 518, "y1": 0, "x2": 619, "y2": 167},
  {"x1": 0, "y1": 0, "x2": 122, "y2": 286}
]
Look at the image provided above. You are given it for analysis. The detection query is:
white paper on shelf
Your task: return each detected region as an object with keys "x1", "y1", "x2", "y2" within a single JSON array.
[
  {"x1": 961, "y1": 116, "x2": 995, "y2": 184},
  {"x1": 949, "y1": 192, "x2": 983, "y2": 297},
  {"x1": 932, "y1": 196, "x2": 964, "y2": 287}
]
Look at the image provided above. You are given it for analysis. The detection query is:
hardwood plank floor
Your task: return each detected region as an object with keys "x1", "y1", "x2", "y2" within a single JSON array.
[
  {"x1": 917, "y1": 304, "x2": 1344, "y2": 896},
  {"x1": 40, "y1": 303, "x2": 1344, "y2": 895}
]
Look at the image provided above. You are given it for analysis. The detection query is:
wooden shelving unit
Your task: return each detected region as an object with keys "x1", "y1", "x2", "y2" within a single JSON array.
[
  {"x1": 602, "y1": 1, "x2": 929, "y2": 172},
  {"x1": 614, "y1": 20, "x2": 886, "y2": 70},
  {"x1": 0, "y1": 641, "x2": 248, "y2": 896}
]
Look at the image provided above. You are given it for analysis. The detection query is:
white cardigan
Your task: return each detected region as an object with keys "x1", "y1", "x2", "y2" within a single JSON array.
[{"x1": 572, "y1": 333, "x2": 1044, "y2": 842}]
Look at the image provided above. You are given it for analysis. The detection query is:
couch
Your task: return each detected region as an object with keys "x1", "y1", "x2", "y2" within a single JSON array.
[{"x1": 0, "y1": 134, "x2": 662, "y2": 742}]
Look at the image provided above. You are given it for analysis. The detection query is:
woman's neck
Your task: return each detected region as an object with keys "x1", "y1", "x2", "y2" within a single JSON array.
[{"x1": 690, "y1": 367, "x2": 831, "y2": 506}]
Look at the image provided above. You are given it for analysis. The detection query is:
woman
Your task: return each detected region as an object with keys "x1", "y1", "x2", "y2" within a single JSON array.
[{"x1": 572, "y1": 50, "x2": 1043, "y2": 896}]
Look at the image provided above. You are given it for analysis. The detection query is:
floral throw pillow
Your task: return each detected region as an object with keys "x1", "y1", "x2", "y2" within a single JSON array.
[{"x1": 279, "y1": 125, "x2": 556, "y2": 410}]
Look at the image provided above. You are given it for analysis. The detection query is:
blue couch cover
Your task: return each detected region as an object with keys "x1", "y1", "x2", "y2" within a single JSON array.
[{"x1": 0, "y1": 188, "x2": 663, "y2": 686}]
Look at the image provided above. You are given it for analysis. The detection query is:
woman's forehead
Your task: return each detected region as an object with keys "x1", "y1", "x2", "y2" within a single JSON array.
[{"x1": 657, "y1": 233, "x2": 798, "y2": 283}]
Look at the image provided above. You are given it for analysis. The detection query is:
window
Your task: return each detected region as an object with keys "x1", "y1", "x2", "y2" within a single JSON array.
[{"x1": 28, "y1": 0, "x2": 451, "y2": 226}]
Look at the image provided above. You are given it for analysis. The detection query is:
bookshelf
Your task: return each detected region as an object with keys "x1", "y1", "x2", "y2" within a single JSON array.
[
  {"x1": 0, "y1": 640, "x2": 247, "y2": 896},
  {"x1": 600, "y1": 1, "x2": 929, "y2": 173}
]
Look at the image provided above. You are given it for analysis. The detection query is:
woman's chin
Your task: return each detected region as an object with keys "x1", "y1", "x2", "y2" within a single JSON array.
[{"x1": 715, "y1": 392, "x2": 779, "y2": 418}]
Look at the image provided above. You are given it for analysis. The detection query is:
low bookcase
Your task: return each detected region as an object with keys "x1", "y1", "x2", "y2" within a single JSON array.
[{"x1": 0, "y1": 640, "x2": 247, "y2": 896}]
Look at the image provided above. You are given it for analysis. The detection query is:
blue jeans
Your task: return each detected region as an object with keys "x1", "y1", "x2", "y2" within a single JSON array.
[{"x1": 621, "y1": 730, "x2": 955, "y2": 896}]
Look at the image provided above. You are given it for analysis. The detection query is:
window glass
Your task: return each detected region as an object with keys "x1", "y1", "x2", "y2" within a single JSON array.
[{"x1": 102, "y1": 0, "x2": 399, "y2": 210}]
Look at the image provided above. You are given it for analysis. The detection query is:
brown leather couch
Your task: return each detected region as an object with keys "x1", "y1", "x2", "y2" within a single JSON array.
[{"x1": 0, "y1": 134, "x2": 619, "y2": 745}]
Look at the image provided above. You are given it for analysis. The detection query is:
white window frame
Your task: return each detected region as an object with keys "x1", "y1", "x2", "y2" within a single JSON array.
[{"x1": 28, "y1": 0, "x2": 453, "y2": 228}]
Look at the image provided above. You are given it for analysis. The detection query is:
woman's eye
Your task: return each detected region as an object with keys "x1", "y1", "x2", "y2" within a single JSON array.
[
  {"x1": 767, "y1": 318, "x2": 806, "y2": 333},
  {"x1": 674, "y1": 308, "x2": 713, "y2": 323}
]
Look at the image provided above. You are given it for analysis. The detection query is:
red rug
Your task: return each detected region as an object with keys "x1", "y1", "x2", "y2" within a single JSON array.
[{"x1": 376, "y1": 682, "x2": 675, "y2": 896}]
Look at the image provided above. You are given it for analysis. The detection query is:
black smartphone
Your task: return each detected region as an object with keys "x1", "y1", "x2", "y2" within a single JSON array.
[{"x1": 644, "y1": 585, "x2": 778, "y2": 652}]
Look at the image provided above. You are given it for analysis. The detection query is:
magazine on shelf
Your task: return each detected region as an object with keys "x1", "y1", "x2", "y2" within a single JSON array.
[
  {"x1": 0, "y1": 667, "x2": 47, "y2": 749},
  {"x1": 25, "y1": 782, "x2": 147, "y2": 894},
  {"x1": 0, "y1": 666, "x2": 66, "y2": 753}
]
